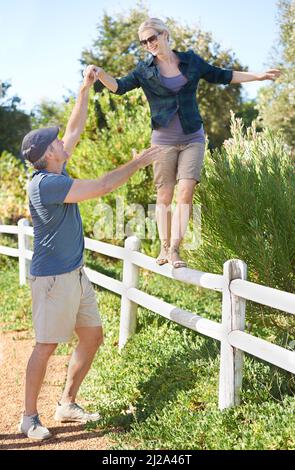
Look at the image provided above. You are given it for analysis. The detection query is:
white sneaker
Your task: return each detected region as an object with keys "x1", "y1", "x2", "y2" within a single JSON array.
[
  {"x1": 54, "y1": 402, "x2": 101, "y2": 423},
  {"x1": 19, "y1": 413, "x2": 52, "y2": 440}
]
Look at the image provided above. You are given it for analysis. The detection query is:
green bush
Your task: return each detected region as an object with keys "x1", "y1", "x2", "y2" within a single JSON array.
[
  {"x1": 66, "y1": 89, "x2": 157, "y2": 253},
  {"x1": 189, "y1": 114, "x2": 295, "y2": 335},
  {"x1": 0, "y1": 151, "x2": 30, "y2": 224}
]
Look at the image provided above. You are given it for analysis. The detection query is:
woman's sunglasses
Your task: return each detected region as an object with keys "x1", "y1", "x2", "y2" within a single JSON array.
[{"x1": 139, "y1": 32, "x2": 163, "y2": 47}]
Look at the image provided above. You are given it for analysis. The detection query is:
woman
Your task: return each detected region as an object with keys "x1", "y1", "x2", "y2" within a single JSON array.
[{"x1": 93, "y1": 18, "x2": 280, "y2": 268}]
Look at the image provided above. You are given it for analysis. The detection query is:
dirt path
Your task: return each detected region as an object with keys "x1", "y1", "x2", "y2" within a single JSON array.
[{"x1": 0, "y1": 330, "x2": 112, "y2": 450}]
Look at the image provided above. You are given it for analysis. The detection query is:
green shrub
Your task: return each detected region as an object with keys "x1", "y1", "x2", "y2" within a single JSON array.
[
  {"x1": 0, "y1": 152, "x2": 30, "y2": 224},
  {"x1": 189, "y1": 114, "x2": 295, "y2": 335},
  {"x1": 67, "y1": 89, "x2": 157, "y2": 253}
]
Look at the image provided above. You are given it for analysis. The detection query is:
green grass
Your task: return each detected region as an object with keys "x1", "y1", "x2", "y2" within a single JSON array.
[
  {"x1": 0, "y1": 254, "x2": 294, "y2": 450},
  {"x1": 0, "y1": 261, "x2": 32, "y2": 332}
]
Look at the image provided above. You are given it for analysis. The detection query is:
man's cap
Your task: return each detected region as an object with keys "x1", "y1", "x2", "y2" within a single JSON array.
[{"x1": 21, "y1": 126, "x2": 59, "y2": 163}]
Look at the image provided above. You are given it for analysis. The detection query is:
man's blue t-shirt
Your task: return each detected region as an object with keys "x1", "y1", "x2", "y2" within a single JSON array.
[{"x1": 28, "y1": 165, "x2": 84, "y2": 276}]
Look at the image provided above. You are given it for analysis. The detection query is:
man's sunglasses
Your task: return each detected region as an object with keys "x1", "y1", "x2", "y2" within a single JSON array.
[{"x1": 139, "y1": 32, "x2": 163, "y2": 47}]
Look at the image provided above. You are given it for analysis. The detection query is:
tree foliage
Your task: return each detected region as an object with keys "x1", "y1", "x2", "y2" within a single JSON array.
[
  {"x1": 0, "y1": 81, "x2": 31, "y2": 158},
  {"x1": 257, "y1": 0, "x2": 295, "y2": 147},
  {"x1": 0, "y1": 151, "x2": 30, "y2": 223},
  {"x1": 30, "y1": 99, "x2": 67, "y2": 129}
]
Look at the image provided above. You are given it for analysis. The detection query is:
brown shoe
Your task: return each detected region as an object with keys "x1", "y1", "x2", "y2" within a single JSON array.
[
  {"x1": 168, "y1": 247, "x2": 187, "y2": 269},
  {"x1": 156, "y1": 241, "x2": 169, "y2": 266}
]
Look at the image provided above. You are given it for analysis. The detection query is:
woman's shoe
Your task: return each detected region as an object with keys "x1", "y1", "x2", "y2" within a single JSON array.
[
  {"x1": 168, "y1": 247, "x2": 187, "y2": 269},
  {"x1": 156, "y1": 242, "x2": 169, "y2": 266}
]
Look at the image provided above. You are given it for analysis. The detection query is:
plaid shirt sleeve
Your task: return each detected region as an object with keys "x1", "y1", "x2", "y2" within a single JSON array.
[
  {"x1": 115, "y1": 69, "x2": 141, "y2": 95},
  {"x1": 198, "y1": 56, "x2": 233, "y2": 85}
]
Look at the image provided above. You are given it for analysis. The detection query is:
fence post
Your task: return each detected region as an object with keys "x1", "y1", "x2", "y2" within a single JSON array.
[
  {"x1": 119, "y1": 236, "x2": 141, "y2": 351},
  {"x1": 219, "y1": 259, "x2": 247, "y2": 410},
  {"x1": 18, "y1": 218, "x2": 30, "y2": 286}
]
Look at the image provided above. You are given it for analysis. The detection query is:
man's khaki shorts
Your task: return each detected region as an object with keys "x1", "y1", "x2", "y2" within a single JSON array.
[
  {"x1": 153, "y1": 142, "x2": 206, "y2": 188},
  {"x1": 29, "y1": 266, "x2": 102, "y2": 344}
]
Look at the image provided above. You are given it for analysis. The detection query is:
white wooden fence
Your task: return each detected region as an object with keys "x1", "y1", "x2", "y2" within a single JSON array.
[{"x1": 0, "y1": 218, "x2": 294, "y2": 410}]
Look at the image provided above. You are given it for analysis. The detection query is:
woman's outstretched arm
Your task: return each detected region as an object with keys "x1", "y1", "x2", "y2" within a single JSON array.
[
  {"x1": 92, "y1": 66, "x2": 140, "y2": 95},
  {"x1": 93, "y1": 67, "x2": 118, "y2": 92},
  {"x1": 231, "y1": 69, "x2": 281, "y2": 84}
]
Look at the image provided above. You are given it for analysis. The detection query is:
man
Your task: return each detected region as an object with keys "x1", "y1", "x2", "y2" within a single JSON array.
[{"x1": 20, "y1": 65, "x2": 164, "y2": 440}]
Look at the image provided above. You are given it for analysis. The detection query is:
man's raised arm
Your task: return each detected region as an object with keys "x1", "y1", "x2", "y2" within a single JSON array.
[{"x1": 63, "y1": 65, "x2": 99, "y2": 158}]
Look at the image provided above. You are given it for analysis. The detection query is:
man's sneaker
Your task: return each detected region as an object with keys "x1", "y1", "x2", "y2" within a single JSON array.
[
  {"x1": 19, "y1": 413, "x2": 52, "y2": 440},
  {"x1": 54, "y1": 402, "x2": 101, "y2": 423}
]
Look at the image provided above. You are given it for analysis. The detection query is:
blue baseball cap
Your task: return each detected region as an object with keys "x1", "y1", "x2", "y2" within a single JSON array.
[{"x1": 21, "y1": 126, "x2": 59, "y2": 163}]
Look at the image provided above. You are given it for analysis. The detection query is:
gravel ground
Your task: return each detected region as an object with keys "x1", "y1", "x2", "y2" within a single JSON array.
[{"x1": 0, "y1": 330, "x2": 112, "y2": 450}]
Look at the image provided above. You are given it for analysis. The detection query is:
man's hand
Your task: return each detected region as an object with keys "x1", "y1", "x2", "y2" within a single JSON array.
[
  {"x1": 256, "y1": 69, "x2": 281, "y2": 81},
  {"x1": 82, "y1": 65, "x2": 100, "y2": 88},
  {"x1": 132, "y1": 145, "x2": 166, "y2": 168}
]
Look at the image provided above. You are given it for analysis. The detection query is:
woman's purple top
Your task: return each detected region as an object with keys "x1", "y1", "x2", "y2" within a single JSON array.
[{"x1": 151, "y1": 73, "x2": 206, "y2": 145}]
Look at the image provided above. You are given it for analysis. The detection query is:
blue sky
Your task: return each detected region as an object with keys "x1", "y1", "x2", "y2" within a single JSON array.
[{"x1": 0, "y1": 0, "x2": 279, "y2": 111}]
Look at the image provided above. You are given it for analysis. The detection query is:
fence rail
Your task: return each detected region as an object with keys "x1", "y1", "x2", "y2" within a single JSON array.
[{"x1": 0, "y1": 219, "x2": 294, "y2": 410}]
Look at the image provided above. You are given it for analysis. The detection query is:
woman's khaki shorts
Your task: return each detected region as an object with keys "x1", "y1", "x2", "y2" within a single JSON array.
[
  {"x1": 29, "y1": 267, "x2": 102, "y2": 344},
  {"x1": 153, "y1": 142, "x2": 206, "y2": 188}
]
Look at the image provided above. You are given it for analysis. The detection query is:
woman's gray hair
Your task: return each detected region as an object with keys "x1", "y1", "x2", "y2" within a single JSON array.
[{"x1": 138, "y1": 18, "x2": 170, "y2": 40}]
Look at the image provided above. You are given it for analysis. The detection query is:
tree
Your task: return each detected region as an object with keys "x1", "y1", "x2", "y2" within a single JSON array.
[
  {"x1": 236, "y1": 100, "x2": 260, "y2": 129},
  {"x1": 0, "y1": 81, "x2": 31, "y2": 158},
  {"x1": 257, "y1": 0, "x2": 295, "y2": 147},
  {"x1": 30, "y1": 99, "x2": 67, "y2": 129},
  {"x1": 81, "y1": 4, "x2": 245, "y2": 148}
]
